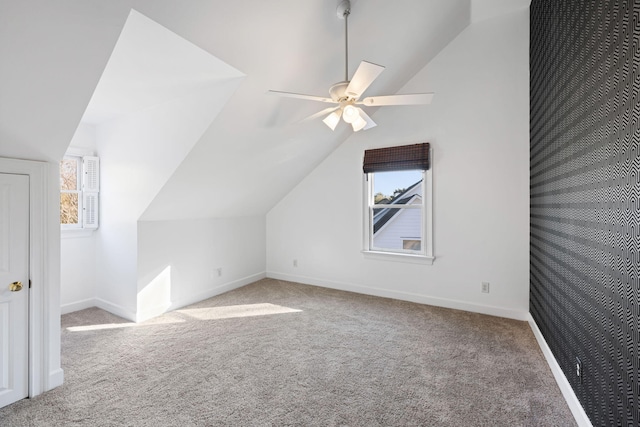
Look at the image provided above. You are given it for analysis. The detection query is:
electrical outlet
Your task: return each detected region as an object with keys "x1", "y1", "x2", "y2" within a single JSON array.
[
  {"x1": 576, "y1": 357, "x2": 583, "y2": 383},
  {"x1": 216, "y1": 268, "x2": 222, "y2": 277},
  {"x1": 481, "y1": 282, "x2": 490, "y2": 293},
  {"x1": 293, "y1": 259, "x2": 298, "y2": 267}
]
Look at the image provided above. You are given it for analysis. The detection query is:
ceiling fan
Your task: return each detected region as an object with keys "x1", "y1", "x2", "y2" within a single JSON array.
[{"x1": 268, "y1": 0, "x2": 434, "y2": 132}]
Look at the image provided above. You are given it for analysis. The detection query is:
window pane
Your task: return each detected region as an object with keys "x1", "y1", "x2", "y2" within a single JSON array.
[
  {"x1": 372, "y1": 206, "x2": 422, "y2": 250},
  {"x1": 60, "y1": 193, "x2": 79, "y2": 224},
  {"x1": 372, "y1": 170, "x2": 422, "y2": 204},
  {"x1": 370, "y1": 169, "x2": 424, "y2": 253},
  {"x1": 403, "y1": 240, "x2": 422, "y2": 251},
  {"x1": 60, "y1": 158, "x2": 78, "y2": 190}
]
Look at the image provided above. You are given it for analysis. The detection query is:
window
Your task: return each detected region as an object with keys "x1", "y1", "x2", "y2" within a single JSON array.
[
  {"x1": 60, "y1": 155, "x2": 99, "y2": 230},
  {"x1": 403, "y1": 239, "x2": 421, "y2": 251},
  {"x1": 363, "y1": 143, "x2": 433, "y2": 263}
]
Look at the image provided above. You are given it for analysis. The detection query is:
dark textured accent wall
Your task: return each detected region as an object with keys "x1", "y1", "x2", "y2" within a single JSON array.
[{"x1": 530, "y1": 1, "x2": 640, "y2": 426}]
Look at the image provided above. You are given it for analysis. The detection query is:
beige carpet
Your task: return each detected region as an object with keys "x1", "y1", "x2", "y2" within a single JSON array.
[{"x1": 0, "y1": 278, "x2": 576, "y2": 426}]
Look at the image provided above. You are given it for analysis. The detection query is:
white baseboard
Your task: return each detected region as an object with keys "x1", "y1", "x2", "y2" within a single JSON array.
[
  {"x1": 267, "y1": 271, "x2": 529, "y2": 320},
  {"x1": 169, "y1": 272, "x2": 266, "y2": 312},
  {"x1": 47, "y1": 368, "x2": 64, "y2": 391},
  {"x1": 61, "y1": 272, "x2": 267, "y2": 322},
  {"x1": 61, "y1": 298, "x2": 96, "y2": 315},
  {"x1": 527, "y1": 314, "x2": 592, "y2": 427},
  {"x1": 61, "y1": 297, "x2": 136, "y2": 322},
  {"x1": 94, "y1": 298, "x2": 137, "y2": 322}
]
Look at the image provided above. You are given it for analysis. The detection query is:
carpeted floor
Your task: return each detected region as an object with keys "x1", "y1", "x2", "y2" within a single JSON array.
[{"x1": 0, "y1": 278, "x2": 576, "y2": 426}]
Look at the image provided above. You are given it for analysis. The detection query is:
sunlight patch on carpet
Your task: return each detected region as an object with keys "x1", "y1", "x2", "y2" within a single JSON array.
[
  {"x1": 67, "y1": 313, "x2": 185, "y2": 332},
  {"x1": 177, "y1": 303, "x2": 302, "y2": 320},
  {"x1": 67, "y1": 323, "x2": 140, "y2": 332}
]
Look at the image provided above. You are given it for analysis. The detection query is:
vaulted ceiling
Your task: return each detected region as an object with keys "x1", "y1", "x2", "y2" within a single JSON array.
[{"x1": 0, "y1": 0, "x2": 528, "y2": 220}]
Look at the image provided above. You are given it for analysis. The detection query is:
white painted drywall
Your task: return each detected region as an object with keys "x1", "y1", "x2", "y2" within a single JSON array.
[
  {"x1": 137, "y1": 217, "x2": 266, "y2": 321},
  {"x1": 0, "y1": 0, "x2": 470, "y2": 218},
  {"x1": 60, "y1": 233, "x2": 96, "y2": 313},
  {"x1": 66, "y1": 122, "x2": 98, "y2": 153},
  {"x1": 130, "y1": 1, "x2": 471, "y2": 221},
  {"x1": 0, "y1": 1, "x2": 129, "y2": 163},
  {"x1": 93, "y1": 76, "x2": 242, "y2": 320},
  {"x1": 60, "y1": 122, "x2": 98, "y2": 313},
  {"x1": 471, "y1": 0, "x2": 531, "y2": 23},
  {"x1": 90, "y1": 11, "x2": 244, "y2": 321},
  {"x1": 266, "y1": 9, "x2": 530, "y2": 320}
]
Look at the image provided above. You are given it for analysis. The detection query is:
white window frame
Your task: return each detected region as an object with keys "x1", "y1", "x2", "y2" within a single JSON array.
[
  {"x1": 362, "y1": 166, "x2": 434, "y2": 265},
  {"x1": 60, "y1": 148, "x2": 99, "y2": 234},
  {"x1": 60, "y1": 155, "x2": 83, "y2": 230}
]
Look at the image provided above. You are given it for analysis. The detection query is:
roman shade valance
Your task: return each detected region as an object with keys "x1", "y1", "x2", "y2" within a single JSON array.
[{"x1": 362, "y1": 142, "x2": 431, "y2": 173}]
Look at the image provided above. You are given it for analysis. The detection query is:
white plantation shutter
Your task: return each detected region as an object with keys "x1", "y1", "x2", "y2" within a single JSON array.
[
  {"x1": 82, "y1": 156, "x2": 99, "y2": 191},
  {"x1": 83, "y1": 192, "x2": 99, "y2": 229},
  {"x1": 82, "y1": 156, "x2": 99, "y2": 229}
]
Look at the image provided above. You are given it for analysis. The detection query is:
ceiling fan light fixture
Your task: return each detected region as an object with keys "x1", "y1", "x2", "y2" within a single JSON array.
[
  {"x1": 267, "y1": 0, "x2": 433, "y2": 133},
  {"x1": 342, "y1": 104, "x2": 359, "y2": 124},
  {"x1": 352, "y1": 115, "x2": 367, "y2": 132},
  {"x1": 322, "y1": 110, "x2": 341, "y2": 130}
]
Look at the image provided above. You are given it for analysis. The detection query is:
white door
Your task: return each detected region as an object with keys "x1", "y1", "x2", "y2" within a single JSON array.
[{"x1": 0, "y1": 173, "x2": 29, "y2": 408}]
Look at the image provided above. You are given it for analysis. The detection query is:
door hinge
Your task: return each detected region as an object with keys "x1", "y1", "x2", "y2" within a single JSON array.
[{"x1": 29, "y1": 279, "x2": 32, "y2": 289}]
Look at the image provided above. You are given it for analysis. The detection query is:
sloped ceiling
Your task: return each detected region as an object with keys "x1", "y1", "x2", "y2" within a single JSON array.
[
  {"x1": 141, "y1": 0, "x2": 472, "y2": 220},
  {"x1": 0, "y1": 0, "x2": 128, "y2": 161},
  {"x1": 83, "y1": 9, "x2": 244, "y2": 125},
  {"x1": 0, "y1": 0, "x2": 474, "y2": 219},
  {"x1": 472, "y1": 0, "x2": 531, "y2": 23},
  {"x1": 91, "y1": 9, "x2": 245, "y2": 222}
]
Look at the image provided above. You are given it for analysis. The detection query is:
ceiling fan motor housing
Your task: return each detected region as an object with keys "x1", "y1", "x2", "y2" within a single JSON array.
[{"x1": 329, "y1": 81, "x2": 350, "y2": 102}]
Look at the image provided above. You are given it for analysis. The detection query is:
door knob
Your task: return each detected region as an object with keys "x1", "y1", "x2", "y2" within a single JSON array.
[{"x1": 9, "y1": 281, "x2": 22, "y2": 292}]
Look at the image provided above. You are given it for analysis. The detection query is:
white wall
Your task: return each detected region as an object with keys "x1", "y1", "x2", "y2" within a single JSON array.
[
  {"x1": 137, "y1": 217, "x2": 266, "y2": 321},
  {"x1": 93, "y1": 85, "x2": 233, "y2": 319},
  {"x1": 60, "y1": 233, "x2": 96, "y2": 313},
  {"x1": 87, "y1": 10, "x2": 244, "y2": 321},
  {"x1": 266, "y1": 9, "x2": 530, "y2": 320},
  {"x1": 66, "y1": 122, "x2": 97, "y2": 152},
  {"x1": 60, "y1": 122, "x2": 98, "y2": 313},
  {"x1": 93, "y1": 82, "x2": 238, "y2": 320}
]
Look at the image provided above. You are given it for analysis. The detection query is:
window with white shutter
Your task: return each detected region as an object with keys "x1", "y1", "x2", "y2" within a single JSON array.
[
  {"x1": 60, "y1": 154, "x2": 99, "y2": 230},
  {"x1": 83, "y1": 191, "x2": 99, "y2": 229},
  {"x1": 83, "y1": 156, "x2": 99, "y2": 192},
  {"x1": 82, "y1": 156, "x2": 99, "y2": 229}
]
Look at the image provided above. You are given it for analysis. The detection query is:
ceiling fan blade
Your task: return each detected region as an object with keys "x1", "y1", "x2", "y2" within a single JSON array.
[
  {"x1": 345, "y1": 61, "x2": 385, "y2": 99},
  {"x1": 359, "y1": 93, "x2": 434, "y2": 106},
  {"x1": 356, "y1": 108, "x2": 377, "y2": 130},
  {"x1": 268, "y1": 90, "x2": 336, "y2": 103}
]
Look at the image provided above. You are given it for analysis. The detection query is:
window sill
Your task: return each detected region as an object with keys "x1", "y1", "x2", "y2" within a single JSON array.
[
  {"x1": 361, "y1": 250, "x2": 434, "y2": 265},
  {"x1": 61, "y1": 228, "x2": 96, "y2": 239}
]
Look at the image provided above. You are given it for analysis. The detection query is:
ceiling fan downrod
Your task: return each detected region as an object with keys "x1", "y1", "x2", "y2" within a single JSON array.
[{"x1": 337, "y1": 0, "x2": 351, "y2": 82}]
